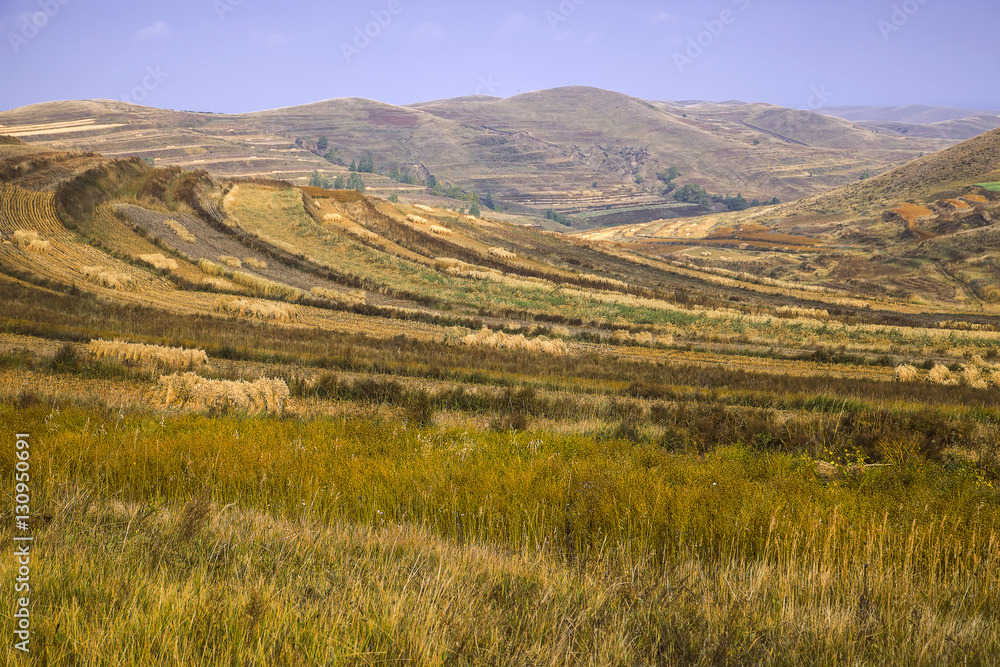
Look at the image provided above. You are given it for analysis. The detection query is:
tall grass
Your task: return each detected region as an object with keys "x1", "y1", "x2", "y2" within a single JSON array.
[{"x1": 2, "y1": 403, "x2": 998, "y2": 665}]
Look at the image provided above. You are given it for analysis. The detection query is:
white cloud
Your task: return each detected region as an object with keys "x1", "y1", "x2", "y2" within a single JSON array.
[
  {"x1": 135, "y1": 20, "x2": 171, "y2": 42},
  {"x1": 651, "y1": 12, "x2": 676, "y2": 23}
]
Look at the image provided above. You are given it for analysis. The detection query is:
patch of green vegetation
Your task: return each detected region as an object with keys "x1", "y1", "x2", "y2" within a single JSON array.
[{"x1": 975, "y1": 182, "x2": 1000, "y2": 192}]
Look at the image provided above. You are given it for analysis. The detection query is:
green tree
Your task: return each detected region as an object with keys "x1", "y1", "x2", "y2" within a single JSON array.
[
  {"x1": 358, "y1": 154, "x2": 375, "y2": 173},
  {"x1": 349, "y1": 159, "x2": 357, "y2": 172},
  {"x1": 346, "y1": 172, "x2": 365, "y2": 192},
  {"x1": 672, "y1": 184, "x2": 710, "y2": 206},
  {"x1": 333, "y1": 175, "x2": 346, "y2": 189},
  {"x1": 859, "y1": 169, "x2": 873, "y2": 181},
  {"x1": 482, "y1": 192, "x2": 496, "y2": 210},
  {"x1": 317, "y1": 136, "x2": 328, "y2": 152},
  {"x1": 657, "y1": 166, "x2": 681, "y2": 183},
  {"x1": 388, "y1": 193, "x2": 399, "y2": 203},
  {"x1": 724, "y1": 193, "x2": 748, "y2": 211},
  {"x1": 469, "y1": 202, "x2": 481, "y2": 217},
  {"x1": 308, "y1": 171, "x2": 331, "y2": 188}
]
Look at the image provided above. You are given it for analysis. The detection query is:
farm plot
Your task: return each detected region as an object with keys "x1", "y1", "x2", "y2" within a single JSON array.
[
  {"x1": 90, "y1": 205, "x2": 212, "y2": 286},
  {"x1": 0, "y1": 185, "x2": 245, "y2": 317},
  {"x1": 0, "y1": 185, "x2": 170, "y2": 294},
  {"x1": 114, "y1": 203, "x2": 369, "y2": 304},
  {"x1": 228, "y1": 185, "x2": 630, "y2": 319}
]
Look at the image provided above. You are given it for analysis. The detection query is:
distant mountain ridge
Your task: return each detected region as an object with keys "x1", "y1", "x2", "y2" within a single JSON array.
[{"x1": 0, "y1": 87, "x2": 981, "y2": 223}]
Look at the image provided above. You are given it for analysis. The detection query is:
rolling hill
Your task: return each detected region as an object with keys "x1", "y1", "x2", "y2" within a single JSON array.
[
  {"x1": 0, "y1": 88, "x2": 962, "y2": 226},
  {"x1": 4, "y1": 127, "x2": 1000, "y2": 666},
  {"x1": 578, "y1": 127, "x2": 1000, "y2": 305}
]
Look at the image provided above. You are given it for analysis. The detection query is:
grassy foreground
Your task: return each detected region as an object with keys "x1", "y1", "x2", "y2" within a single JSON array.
[{"x1": 2, "y1": 403, "x2": 998, "y2": 665}]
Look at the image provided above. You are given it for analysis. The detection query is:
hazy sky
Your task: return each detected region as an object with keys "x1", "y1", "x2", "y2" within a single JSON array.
[{"x1": 2, "y1": 0, "x2": 997, "y2": 113}]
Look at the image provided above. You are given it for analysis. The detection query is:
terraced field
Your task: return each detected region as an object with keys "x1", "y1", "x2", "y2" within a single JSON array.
[{"x1": 3, "y1": 137, "x2": 1000, "y2": 666}]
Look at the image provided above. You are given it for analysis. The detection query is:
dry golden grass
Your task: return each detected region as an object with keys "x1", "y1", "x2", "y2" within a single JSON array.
[
  {"x1": 229, "y1": 271, "x2": 302, "y2": 301},
  {"x1": 88, "y1": 339, "x2": 210, "y2": 371},
  {"x1": 309, "y1": 287, "x2": 366, "y2": 308},
  {"x1": 218, "y1": 255, "x2": 242, "y2": 269},
  {"x1": 406, "y1": 214, "x2": 429, "y2": 225},
  {"x1": 488, "y1": 246, "x2": 517, "y2": 260},
  {"x1": 80, "y1": 265, "x2": 134, "y2": 290},
  {"x1": 462, "y1": 327, "x2": 569, "y2": 355},
  {"x1": 243, "y1": 257, "x2": 268, "y2": 270},
  {"x1": 164, "y1": 219, "x2": 196, "y2": 243},
  {"x1": 12, "y1": 229, "x2": 50, "y2": 253},
  {"x1": 894, "y1": 363, "x2": 920, "y2": 382},
  {"x1": 213, "y1": 297, "x2": 300, "y2": 322},
  {"x1": 157, "y1": 372, "x2": 289, "y2": 414},
  {"x1": 139, "y1": 253, "x2": 179, "y2": 271}
]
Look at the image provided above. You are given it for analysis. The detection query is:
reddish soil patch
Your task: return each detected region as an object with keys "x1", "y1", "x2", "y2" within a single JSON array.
[
  {"x1": 367, "y1": 110, "x2": 419, "y2": 127},
  {"x1": 892, "y1": 202, "x2": 937, "y2": 241}
]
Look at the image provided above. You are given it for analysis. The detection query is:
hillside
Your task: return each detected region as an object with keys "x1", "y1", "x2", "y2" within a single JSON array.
[
  {"x1": 0, "y1": 88, "x2": 960, "y2": 226},
  {"x1": 3, "y1": 137, "x2": 1000, "y2": 666},
  {"x1": 578, "y1": 127, "x2": 1000, "y2": 305}
]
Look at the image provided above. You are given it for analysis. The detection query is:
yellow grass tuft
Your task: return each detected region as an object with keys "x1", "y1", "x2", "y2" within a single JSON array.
[
  {"x1": 157, "y1": 372, "x2": 289, "y2": 415},
  {"x1": 230, "y1": 271, "x2": 302, "y2": 301},
  {"x1": 219, "y1": 255, "x2": 243, "y2": 269},
  {"x1": 462, "y1": 327, "x2": 569, "y2": 356},
  {"x1": 214, "y1": 297, "x2": 300, "y2": 322},
  {"x1": 89, "y1": 339, "x2": 210, "y2": 371},
  {"x1": 406, "y1": 214, "x2": 429, "y2": 225},
  {"x1": 776, "y1": 305, "x2": 830, "y2": 320},
  {"x1": 13, "y1": 229, "x2": 51, "y2": 253},
  {"x1": 309, "y1": 287, "x2": 366, "y2": 308},
  {"x1": 348, "y1": 227, "x2": 379, "y2": 241},
  {"x1": 198, "y1": 259, "x2": 227, "y2": 278},
  {"x1": 488, "y1": 247, "x2": 517, "y2": 260},
  {"x1": 894, "y1": 364, "x2": 919, "y2": 383},
  {"x1": 430, "y1": 225, "x2": 452, "y2": 235},
  {"x1": 139, "y1": 253, "x2": 179, "y2": 271},
  {"x1": 413, "y1": 204, "x2": 434, "y2": 212},
  {"x1": 322, "y1": 213, "x2": 344, "y2": 222},
  {"x1": 198, "y1": 276, "x2": 231, "y2": 291},
  {"x1": 928, "y1": 364, "x2": 959, "y2": 386},
  {"x1": 243, "y1": 257, "x2": 268, "y2": 270},
  {"x1": 165, "y1": 219, "x2": 196, "y2": 243},
  {"x1": 80, "y1": 265, "x2": 134, "y2": 290}
]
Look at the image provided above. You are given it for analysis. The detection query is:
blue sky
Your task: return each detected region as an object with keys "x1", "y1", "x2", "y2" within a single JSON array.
[{"x1": 1, "y1": 0, "x2": 997, "y2": 113}]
